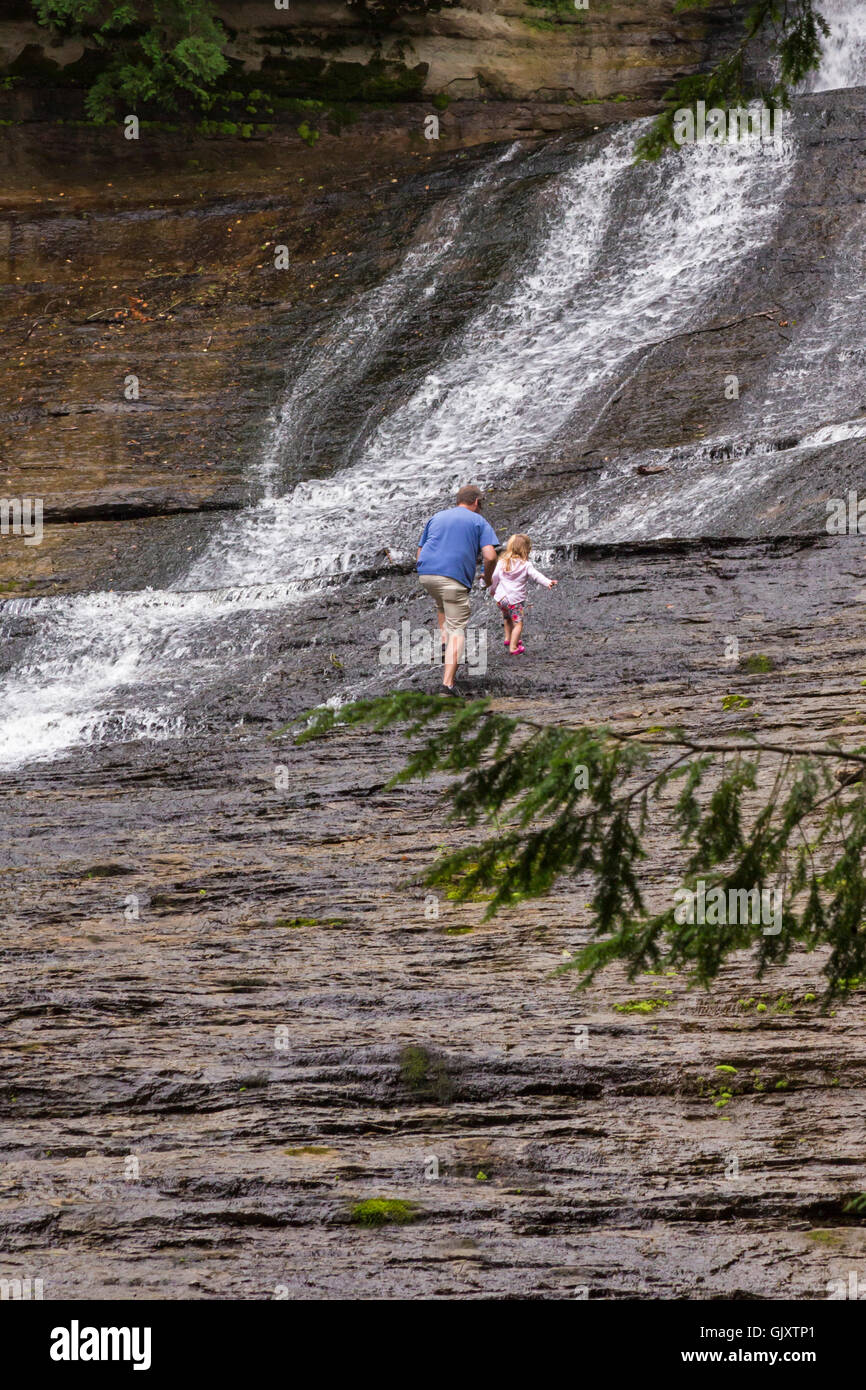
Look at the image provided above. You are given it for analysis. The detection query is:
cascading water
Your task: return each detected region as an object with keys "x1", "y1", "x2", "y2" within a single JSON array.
[
  {"x1": 253, "y1": 142, "x2": 523, "y2": 496},
  {"x1": 191, "y1": 121, "x2": 792, "y2": 592},
  {"x1": 534, "y1": 4, "x2": 866, "y2": 545},
  {"x1": 3, "y1": 0, "x2": 865, "y2": 769},
  {"x1": 809, "y1": 0, "x2": 866, "y2": 91},
  {"x1": 0, "y1": 130, "x2": 802, "y2": 766}
]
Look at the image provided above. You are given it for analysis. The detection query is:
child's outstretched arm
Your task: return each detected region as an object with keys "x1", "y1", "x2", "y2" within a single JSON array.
[{"x1": 526, "y1": 560, "x2": 557, "y2": 589}]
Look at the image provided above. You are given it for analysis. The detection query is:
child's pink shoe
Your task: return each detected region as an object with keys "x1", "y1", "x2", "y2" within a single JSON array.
[
  {"x1": 504, "y1": 638, "x2": 510, "y2": 648},
  {"x1": 509, "y1": 643, "x2": 525, "y2": 655}
]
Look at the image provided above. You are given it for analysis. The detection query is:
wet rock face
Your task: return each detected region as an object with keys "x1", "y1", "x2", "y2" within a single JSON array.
[
  {"x1": 2, "y1": 538, "x2": 866, "y2": 1298},
  {"x1": 3, "y1": 52, "x2": 866, "y2": 1299},
  {"x1": 0, "y1": 126, "x2": 502, "y2": 596}
]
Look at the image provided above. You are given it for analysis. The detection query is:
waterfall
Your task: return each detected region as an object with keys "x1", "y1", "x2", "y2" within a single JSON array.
[
  {"x1": 4, "y1": 1, "x2": 864, "y2": 768},
  {"x1": 0, "y1": 123, "x2": 797, "y2": 767},
  {"x1": 810, "y1": 0, "x2": 866, "y2": 91},
  {"x1": 186, "y1": 128, "x2": 636, "y2": 592},
  {"x1": 253, "y1": 142, "x2": 523, "y2": 496},
  {"x1": 532, "y1": 2, "x2": 866, "y2": 545}
]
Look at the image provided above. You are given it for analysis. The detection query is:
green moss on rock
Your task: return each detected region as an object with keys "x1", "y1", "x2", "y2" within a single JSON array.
[
  {"x1": 398, "y1": 1044, "x2": 453, "y2": 1104},
  {"x1": 350, "y1": 1198, "x2": 417, "y2": 1226}
]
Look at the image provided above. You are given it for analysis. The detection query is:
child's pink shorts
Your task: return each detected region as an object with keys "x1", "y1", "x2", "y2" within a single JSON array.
[{"x1": 497, "y1": 597, "x2": 524, "y2": 623}]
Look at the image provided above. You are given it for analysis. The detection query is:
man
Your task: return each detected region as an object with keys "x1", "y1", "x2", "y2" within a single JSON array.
[{"x1": 417, "y1": 484, "x2": 499, "y2": 696}]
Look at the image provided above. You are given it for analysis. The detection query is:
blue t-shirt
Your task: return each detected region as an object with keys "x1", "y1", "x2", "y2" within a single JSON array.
[{"x1": 417, "y1": 506, "x2": 500, "y2": 590}]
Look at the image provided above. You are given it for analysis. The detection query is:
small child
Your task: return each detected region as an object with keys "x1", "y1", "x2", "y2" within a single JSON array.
[{"x1": 489, "y1": 533, "x2": 557, "y2": 654}]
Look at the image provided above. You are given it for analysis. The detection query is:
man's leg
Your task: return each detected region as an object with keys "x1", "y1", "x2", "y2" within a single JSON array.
[
  {"x1": 441, "y1": 581, "x2": 471, "y2": 690},
  {"x1": 436, "y1": 609, "x2": 447, "y2": 679},
  {"x1": 443, "y1": 630, "x2": 464, "y2": 687},
  {"x1": 419, "y1": 576, "x2": 447, "y2": 663}
]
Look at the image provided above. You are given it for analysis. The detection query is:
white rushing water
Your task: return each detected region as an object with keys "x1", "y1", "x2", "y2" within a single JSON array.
[
  {"x1": 0, "y1": 102, "x2": 805, "y2": 767},
  {"x1": 192, "y1": 124, "x2": 794, "y2": 591},
  {"x1": 538, "y1": 193, "x2": 866, "y2": 545},
  {"x1": 810, "y1": 0, "x2": 866, "y2": 91},
  {"x1": 253, "y1": 142, "x2": 523, "y2": 495},
  {"x1": 534, "y1": 0, "x2": 866, "y2": 546}
]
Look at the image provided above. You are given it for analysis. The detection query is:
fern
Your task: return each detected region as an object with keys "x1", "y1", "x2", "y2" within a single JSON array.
[{"x1": 31, "y1": 0, "x2": 229, "y2": 122}]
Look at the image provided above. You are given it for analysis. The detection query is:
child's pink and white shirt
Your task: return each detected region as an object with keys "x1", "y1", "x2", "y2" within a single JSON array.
[{"x1": 490, "y1": 557, "x2": 553, "y2": 606}]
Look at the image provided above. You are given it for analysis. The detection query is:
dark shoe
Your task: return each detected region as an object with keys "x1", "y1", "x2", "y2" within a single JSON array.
[{"x1": 442, "y1": 683, "x2": 464, "y2": 698}]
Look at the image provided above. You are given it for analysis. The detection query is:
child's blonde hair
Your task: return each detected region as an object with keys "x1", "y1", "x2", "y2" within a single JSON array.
[{"x1": 502, "y1": 533, "x2": 531, "y2": 572}]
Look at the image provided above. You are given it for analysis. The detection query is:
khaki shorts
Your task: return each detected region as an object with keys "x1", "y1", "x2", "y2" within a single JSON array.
[{"x1": 419, "y1": 573, "x2": 471, "y2": 636}]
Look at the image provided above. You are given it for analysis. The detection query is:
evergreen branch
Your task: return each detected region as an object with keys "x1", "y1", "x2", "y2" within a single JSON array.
[
  {"x1": 288, "y1": 693, "x2": 866, "y2": 1001},
  {"x1": 635, "y1": 0, "x2": 831, "y2": 159}
]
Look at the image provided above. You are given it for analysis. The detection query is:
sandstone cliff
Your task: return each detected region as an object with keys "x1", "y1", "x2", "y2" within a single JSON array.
[{"x1": 1, "y1": 1, "x2": 739, "y2": 132}]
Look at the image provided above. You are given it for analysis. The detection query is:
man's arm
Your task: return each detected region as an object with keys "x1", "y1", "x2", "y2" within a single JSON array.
[
  {"x1": 417, "y1": 519, "x2": 431, "y2": 566},
  {"x1": 481, "y1": 544, "x2": 497, "y2": 589}
]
